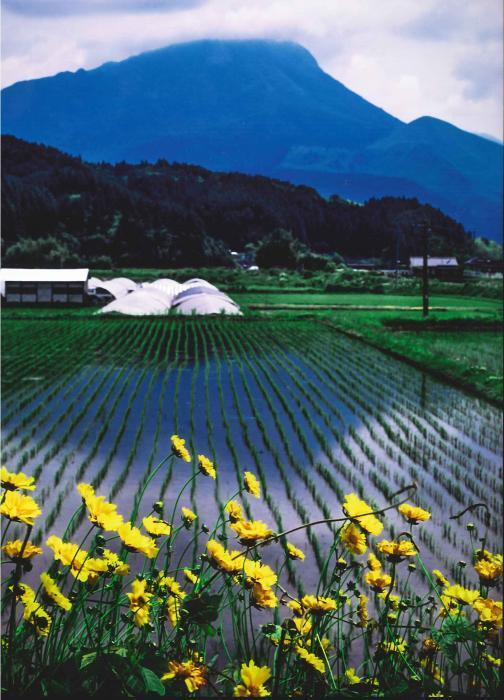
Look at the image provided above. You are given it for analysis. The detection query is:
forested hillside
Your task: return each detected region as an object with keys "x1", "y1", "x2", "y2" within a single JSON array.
[{"x1": 2, "y1": 136, "x2": 474, "y2": 267}]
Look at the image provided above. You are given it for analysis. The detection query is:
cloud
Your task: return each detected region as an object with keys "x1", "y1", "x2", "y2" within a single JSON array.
[
  {"x1": 3, "y1": 1, "x2": 205, "y2": 16},
  {"x1": 455, "y1": 52, "x2": 503, "y2": 101},
  {"x1": 1, "y1": 0, "x2": 502, "y2": 139},
  {"x1": 398, "y1": 0, "x2": 502, "y2": 42}
]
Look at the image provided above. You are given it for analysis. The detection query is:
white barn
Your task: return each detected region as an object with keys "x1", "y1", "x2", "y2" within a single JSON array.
[{"x1": 0, "y1": 268, "x2": 89, "y2": 304}]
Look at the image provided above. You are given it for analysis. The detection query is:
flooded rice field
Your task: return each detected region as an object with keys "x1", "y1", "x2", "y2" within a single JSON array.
[{"x1": 2, "y1": 317, "x2": 502, "y2": 598}]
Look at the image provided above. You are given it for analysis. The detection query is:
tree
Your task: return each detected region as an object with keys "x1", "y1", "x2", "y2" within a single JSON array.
[{"x1": 255, "y1": 229, "x2": 300, "y2": 269}]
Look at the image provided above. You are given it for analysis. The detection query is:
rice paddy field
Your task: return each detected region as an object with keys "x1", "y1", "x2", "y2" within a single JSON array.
[{"x1": 2, "y1": 314, "x2": 502, "y2": 597}]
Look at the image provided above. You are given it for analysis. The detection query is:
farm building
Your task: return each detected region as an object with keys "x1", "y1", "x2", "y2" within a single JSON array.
[
  {"x1": 409, "y1": 257, "x2": 460, "y2": 280},
  {"x1": 0, "y1": 268, "x2": 89, "y2": 303}
]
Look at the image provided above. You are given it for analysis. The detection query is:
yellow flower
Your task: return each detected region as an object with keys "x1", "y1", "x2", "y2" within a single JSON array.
[
  {"x1": 439, "y1": 594, "x2": 462, "y2": 617},
  {"x1": 181, "y1": 507, "x2": 197, "y2": 526},
  {"x1": 473, "y1": 597, "x2": 502, "y2": 628},
  {"x1": 166, "y1": 595, "x2": 183, "y2": 627},
  {"x1": 126, "y1": 579, "x2": 153, "y2": 627},
  {"x1": 379, "y1": 638, "x2": 407, "y2": 654},
  {"x1": 225, "y1": 500, "x2": 244, "y2": 522},
  {"x1": 2, "y1": 539, "x2": 43, "y2": 561},
  {"x1": 398, "y1": 503, "x2": 431, "y2": 524},
  {"x1": 377, "y1": 539, "x2": 417, "y2": 562},
  {"x1": 345, "y1": 668, "x2": 361, "y2": 685},
  {"x1": 77, "y1": 482, "x2": 95, "y2": 502},
  {"x1": 84, "y1": 557, "x2": 109, "y2": 585},
  {"x1": 475, "y1": 549, "x2": 502, "y2": 564},
  {"x1": 184, "y1": 568, "x2": 199, "y2": 585},
  {"x1": 40, "y1": 573, "x2": 72, "y2": 611},
  {"x1": 243, "y1": 560, "x2": 277, "y2": 589},
  {"x1": 11, "y1": 582, "x2": 36, "y2": 605},
  {"x1": 367, "y1": 552, "x2": 381, "y2": 571},
  {"x1": 206, "y1": 540, "x2": 246, "y2": 573},
  {"x1": 357, "y1": 594, "x2": 369, "y2": 627},
  {"x1": 474, "y1": 558, "x2": 502, "y2": 584},
  {"x1": 286, "y1": 543, "x2": 305, "y2": 560},
  {"x1": 301, "y1": 594, "x2": 337, "y2": 614},
  {"x1": 198, "y1": 454, "x2": 216, "y2": 479},
  {"x1": 296, "y1": 646, "x2": 325, "y2": 674},
  {"x1": 291, "y1": 616, "x2": 312, "y2": 637},
  {"x1": 117, "y1": 522, "x2": 158, "y2": 558},
  {"x1": 483, "y1": 653, "x2": 502, "y2": 668},
  {"x1": 432, "y1": 569, "x2": 449, "y2": 587},
  {"x1": 171, "y1": 435, "x2": 191, "y2": 462},
  {"x1": 422, "y1": 637, "x2": 439, "y2": 656},
  {"x1": 46, "y1": 535, "x2": 91, "y2": 582},
  {"x1": 0, "y1": 490, "x2": 41, "y2": 526},
  {"x1": 251, "y1": 583, "x2": 278, "y2": 609},
  {"x1": 161, "y1": 659, "x2": 208, "y2": 693},
  {"x1": 243, "y1": 471, "x2": 261, "y2": 498},
  {"x1": 102, "y1": 548, "x2": 130, "y2": 576},
  {"x1": 341, "y1": 523, "x2": 367, "y2": 555},
  {"x1": 343, "y1": 493, "x2": 383, "y2": 535},
  {"x1": 77, "y1": 484, "x2": 123, "y2": 531},
  {"x1": 287, "y1": 600, "x2": 304, "y2": 617},
  {"x1": 378, "y1": 592, "x2": 400, "y2": 610},
  {"x1": 1, "y1": 466, "x2": 36, "y2": 491},
  {"x1": 142, "y1": 515, "x2": 171, "y2": 538},
  {"x1": 23, "y1": 601, "x2": 52, "y2": 636},
  {"x1": 233, "y1": 660, "x2": 271, "y2": 697},
  {"x1": 230, "y1": 519, "x2": 273, "y2": 544},
  {"x1": 158, "y1": 575, "x2": 186, "y2": 599},
  {"x1": 443, "y1": 584, "x2": 480, "y2": 606},
  {"x1": 365, "y1": 570, "x2": 392, "y2": 592}
]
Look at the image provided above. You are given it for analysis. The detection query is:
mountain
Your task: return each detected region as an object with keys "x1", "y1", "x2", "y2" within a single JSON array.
[
  {"x1": 1, "y1": 136, "x2": 474, "y2": 268},
  {"x1": 2, "y1": 39, "x2": 502, "y2": 240}
]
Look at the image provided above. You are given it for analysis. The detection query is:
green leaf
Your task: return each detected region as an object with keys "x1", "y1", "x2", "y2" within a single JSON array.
[
  {"x1": 141, "y1": 667, "x2": 165, "y2": 696},
  {"x1": 261, "y1": 623, "x2": 283, "y2": 645},
  {"x1": 442, "y1": 615, "x2": 484, "y2": 643},
  {"x1": 181, "y1": 592, "x2": 222, "y2": 625},
  {"x1": 80, "y1": 652, "x2": 98, "y2": 669}
]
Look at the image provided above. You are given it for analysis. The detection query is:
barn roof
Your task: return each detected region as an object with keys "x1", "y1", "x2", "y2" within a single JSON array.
[{"x1": 0, "y1": 268, "x2": 89, "y2": 282}]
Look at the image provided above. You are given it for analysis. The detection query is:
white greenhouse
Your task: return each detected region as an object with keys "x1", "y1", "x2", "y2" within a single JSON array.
[{"x1": 99, "y1": 277, "x2": 241, "y2": 316}]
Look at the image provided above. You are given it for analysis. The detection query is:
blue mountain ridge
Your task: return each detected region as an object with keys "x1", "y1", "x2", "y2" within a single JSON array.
[{"x1": 2, "y1": 39, "x2": 502, "y2": 240}]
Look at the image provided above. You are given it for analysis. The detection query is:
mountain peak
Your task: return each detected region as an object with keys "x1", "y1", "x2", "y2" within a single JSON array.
[{"x1": 1, "y1": 39, "x2": 502, "y2": 239}]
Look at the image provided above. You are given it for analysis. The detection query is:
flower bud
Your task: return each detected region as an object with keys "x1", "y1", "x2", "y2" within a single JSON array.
[
  {"x1": 466, "y1": 523, "x2": 475, "y2": 531},
  {"x1": 153, "y1": 501, "x2": 164, "y2": 514},
  {"x1": 95, "y1": 534, "x2": 106, "y2": 546}
]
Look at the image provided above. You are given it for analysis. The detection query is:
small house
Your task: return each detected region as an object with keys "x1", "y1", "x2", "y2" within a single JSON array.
[
  {"x1": 409, "y1": 257, "x2": 460, "y2": 280},
  {"x1": 0, "y1": 268, "x2": 89, "y2": 303}
]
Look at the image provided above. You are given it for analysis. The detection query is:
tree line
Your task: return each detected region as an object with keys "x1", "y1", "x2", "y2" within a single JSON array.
[{"x1": 1, "y1": 135, "x2": 475, "y2": 268}]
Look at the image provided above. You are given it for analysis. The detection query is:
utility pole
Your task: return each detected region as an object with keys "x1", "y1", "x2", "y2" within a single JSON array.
[{"x1": 422, "y1": 222, "x2": 430, "y2": 318}]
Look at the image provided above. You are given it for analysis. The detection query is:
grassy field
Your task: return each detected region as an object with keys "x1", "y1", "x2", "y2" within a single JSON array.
[{"x1": 234, "y1": 292, "x2": 502, "y2": 310}]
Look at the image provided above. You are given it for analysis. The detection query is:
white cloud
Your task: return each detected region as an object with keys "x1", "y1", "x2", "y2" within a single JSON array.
[{"x1": 1, "y1": 0, "x2": 502, "y2": 139}]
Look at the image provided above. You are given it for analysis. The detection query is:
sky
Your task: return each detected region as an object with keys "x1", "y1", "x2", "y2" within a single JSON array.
[{"x1": 2, "y1": 0, "x2": 503, "y2": 140}]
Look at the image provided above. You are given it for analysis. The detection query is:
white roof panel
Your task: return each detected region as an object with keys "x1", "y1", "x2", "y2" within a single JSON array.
[
  {"x1": 409, "y1": 257, "x2": 458, "y2": 268},
  {"x1": 0, "y1": 268, "x2": 89, "y2": 282}
]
